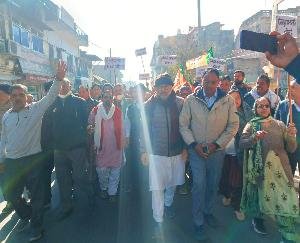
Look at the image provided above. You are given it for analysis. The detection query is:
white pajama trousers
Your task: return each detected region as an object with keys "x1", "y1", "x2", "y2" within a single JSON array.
[
  {"x1": 96, "y1": 166, "x2": 121, "y2": 196},
  {"x1": 149, "y1": 154, "x2": 185, "y2": 223},
  {"x1": 152, "y1": 186, "x2": 176, "y2": 223}
]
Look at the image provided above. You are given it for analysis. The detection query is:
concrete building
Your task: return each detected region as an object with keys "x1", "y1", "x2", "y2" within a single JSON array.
[
  {"x1": 150, "y1": 22, "x2": 234, "y2": 77},
  {"x1": 0, "y1": 0, "x2": 97, "y2": 99}
]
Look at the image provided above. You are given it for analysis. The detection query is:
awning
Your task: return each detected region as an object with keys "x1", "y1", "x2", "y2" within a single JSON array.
[
  {"x1": 18, "y1": 58, "x2": 54, "y2": 77},
  {"x1": 85, "y1": 54, "x2": 102, "y2": 62}
]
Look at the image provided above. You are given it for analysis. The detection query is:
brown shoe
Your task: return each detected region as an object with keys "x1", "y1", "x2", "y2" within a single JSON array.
[
  {"x1": 222, "y1": 197, "x2": 231, "y2": 206},
  {"x1": 235, "y1": 210, "x2": 245, "y2": 221}
]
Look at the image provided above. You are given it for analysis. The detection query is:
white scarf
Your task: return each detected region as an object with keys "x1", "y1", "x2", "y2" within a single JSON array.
[
  {"x1": 58, "y1": 91, "x2": 72, "y2": 99},
  {"x1": 94, "y1": 102, "x2": 116, "y2": 150},
  {"x1": 250, "y1": 88, "x2": 280, "y2": 108}
]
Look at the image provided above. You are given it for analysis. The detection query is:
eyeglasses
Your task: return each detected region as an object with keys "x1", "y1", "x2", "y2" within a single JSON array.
[
  {"x1": 203, "y1": 80, "x2": 218, "y2": 85},
  {"x1": 156, "y1": 85, "x2": 172, "y2": 90},
  {"x1": 257, "y1": 104, "x2": 270, "y2": 109},
  {"x1": 11, "y1": 93, "x2": 26, "y2": 98}
]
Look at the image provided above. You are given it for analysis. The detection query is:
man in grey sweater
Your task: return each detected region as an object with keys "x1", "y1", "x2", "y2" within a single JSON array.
[
  {"x1": 0, "y1": 61, "x2": 67, "y2": 242},
  {"x1": 141, "y1": 74, "x2": 187, "y2": 239}
]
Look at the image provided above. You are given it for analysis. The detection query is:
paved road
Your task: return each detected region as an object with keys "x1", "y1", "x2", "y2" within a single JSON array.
[{"x1": 0, "y1": 171, "x2": 299, "y2": 243}]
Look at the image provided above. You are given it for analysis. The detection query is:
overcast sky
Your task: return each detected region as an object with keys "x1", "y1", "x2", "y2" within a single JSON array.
[{"x1": 53, "y1": 0, "x2": 299, "y2": 81}]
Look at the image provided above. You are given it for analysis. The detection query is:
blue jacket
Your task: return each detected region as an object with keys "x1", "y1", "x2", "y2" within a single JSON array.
[
  {"x1": 275, "y1": 99, "x2": 300, "y2": 139},
  {"x1": 285, "y1": 54, "x2": 300, "y2": 83}
]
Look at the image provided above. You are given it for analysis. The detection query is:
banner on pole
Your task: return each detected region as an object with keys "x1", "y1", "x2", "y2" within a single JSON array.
[
  {"x1": 139, "y1": 73, "x2": 150, "y2": 80},
  {"x1": 105, "y1": 57, "x2": 125, "y2": 70},
  {"x1": 157, "y1": 55, "x2": 177, "y2": 66},
  {"x1": 135, "y1": 48, "x2": 147, "y2": 56},
  {"x1": 208, "y1": 58, "x2": 226, "y2": 72},
  {"x1": 276, "y1": 15, "x2": 297, "y2": 37},
  {"x1": 186, "y1": 55, "x2": 207, "y2": 70}
]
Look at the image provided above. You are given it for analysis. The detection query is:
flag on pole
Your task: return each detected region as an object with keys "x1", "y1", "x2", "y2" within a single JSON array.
[
  {"x1": 173, "y1": 66, "x2": 193, "y2": 93},
  {"x1": 206, "y1": 47, "x2": 214, "y2": 64}
]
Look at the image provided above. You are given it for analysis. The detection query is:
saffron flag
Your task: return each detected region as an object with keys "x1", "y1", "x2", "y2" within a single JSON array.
[{"x1": 173, "y1": 68, "x2": 193, "y2": 93}]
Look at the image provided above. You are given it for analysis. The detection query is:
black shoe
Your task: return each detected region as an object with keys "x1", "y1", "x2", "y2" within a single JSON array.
[
  {"x1": 194, "y1": 225, "x2": 208, "y2": 241},
  {"x1": 56, "y1": 208, "x2": 73, "y2": 222},
  {"x1": 204, "y1": 214, "x2": 219, "y2": 228},
  {"x1": 28, "y1": 230, "x2": 43, "y2": 242},
  {"x1": 252, "y1": 218, "x2": 267, "y2": 235},
  {"x1": 100, "y1": 190, "x2": 109, "y2": 200},
  {"x1": 164, "y1": 205, "x2": 175, "y2": 219}
]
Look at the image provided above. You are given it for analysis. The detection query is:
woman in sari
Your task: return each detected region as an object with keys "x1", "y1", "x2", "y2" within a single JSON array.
[{"x1": 240, "y1": 97, "x2": 299, "y2": 243}]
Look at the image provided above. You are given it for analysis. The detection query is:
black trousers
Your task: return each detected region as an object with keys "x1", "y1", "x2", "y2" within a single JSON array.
[
  {"x1": 219, "y1": 154, "x2": 243, "y2": 211},
  {"x1": 2, "y1": 153, "x2": 45, "y2": 231},
  {"x1": 42, "y1": 150, "x2": 54, "y2": 205}
]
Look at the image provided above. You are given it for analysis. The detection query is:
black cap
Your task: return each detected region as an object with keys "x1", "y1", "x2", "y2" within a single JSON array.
[
  {"x1": 0, "y1": 83, "x2": 11, "y2": 95},
  {"x1": 154, "y1": 73, "x2": 173, "y2": 87}
]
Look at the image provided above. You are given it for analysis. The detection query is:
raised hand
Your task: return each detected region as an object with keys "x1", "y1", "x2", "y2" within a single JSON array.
[{"x1": 56, "y1": 60, "x2": 67, "y2": 81}]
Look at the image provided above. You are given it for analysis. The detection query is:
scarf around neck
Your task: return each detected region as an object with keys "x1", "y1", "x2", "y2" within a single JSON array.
[
  {"x1": 94, "y1": 102, "x2": 123, "y2": 150},
  {"x1": 248, "y1": 116, "x2": 273, "y2": 184}
]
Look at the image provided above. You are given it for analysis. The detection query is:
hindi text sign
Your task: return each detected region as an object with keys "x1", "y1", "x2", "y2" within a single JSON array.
[
  {"x1": 105, "y1": 57, "x2": 125, "y2": 70},
  {"x1": 158, "y1": 55, "x2": 177, "y2": 66},
  {"x1": 276, "y1": 15, "x2": 297, "y2": 38},
  {"x1": 208, "y1": 58, "x2": 226, "y2": 72},
  {"x1": 139, "y1": 73, "x2": 150, "y2": 80},
  {"x1": 196, "y1": 68, "x2": 207, "y2": 78},
  {"x1": 135, "y1": 48, "x2": 147, "y2": 56}
]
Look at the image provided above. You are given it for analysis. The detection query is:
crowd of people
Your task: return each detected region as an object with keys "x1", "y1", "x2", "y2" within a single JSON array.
[{"x1": 0, "y1": 33, "x2": 299, "y2": 243}]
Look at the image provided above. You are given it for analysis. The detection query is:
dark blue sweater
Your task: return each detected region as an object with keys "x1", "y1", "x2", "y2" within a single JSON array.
[{"x1": 285, "y1": 54, "x2": 300, "y2": 83}]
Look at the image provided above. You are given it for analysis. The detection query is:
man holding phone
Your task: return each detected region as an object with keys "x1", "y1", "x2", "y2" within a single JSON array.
[
  {"x1": 240, "y1": 30, "x2": 300, "y2": 84},
  {"x1": 265, "y1": 32, "x2": 300, "y2": 84},
  {"x1": 180, "y1": 68, "x2": 239, "y2": 241}
]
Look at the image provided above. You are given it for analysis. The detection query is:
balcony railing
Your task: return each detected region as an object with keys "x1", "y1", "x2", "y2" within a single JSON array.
[{"x1": 75, "y1": 25, "x2": 88, "y2": 46}]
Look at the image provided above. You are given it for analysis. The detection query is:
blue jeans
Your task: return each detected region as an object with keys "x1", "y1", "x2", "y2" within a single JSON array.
[{"x1": 189, "y1": 149, "x2": 225, "y2": 227}]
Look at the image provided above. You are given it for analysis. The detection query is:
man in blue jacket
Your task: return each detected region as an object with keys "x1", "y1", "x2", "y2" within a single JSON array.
[
  {"x1": 275, "y1": 80, "x2": 300, "y2": 205},
  {"x1": 275, "y1": 80, "x2": 300, "y2": 175}
]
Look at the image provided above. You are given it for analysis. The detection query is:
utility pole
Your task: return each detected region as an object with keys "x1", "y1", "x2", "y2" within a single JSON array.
[
  {"x1": 197, "y1": 0, "x2": 202, "y2": 52},
  {"x1": 271, "y1": 0, "x2": 285, "y2": 31},
  {"x1": 197, "y1": 0, "x2": 201, "y2": 28},
  {"x1": 109, "y1": 48, "x2": 112, "y2": 84}
]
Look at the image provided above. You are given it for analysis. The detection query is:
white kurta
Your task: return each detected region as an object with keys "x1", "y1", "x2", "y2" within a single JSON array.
[{"x1": 149, "y1": 154, "x2": 185, "y2": 191}]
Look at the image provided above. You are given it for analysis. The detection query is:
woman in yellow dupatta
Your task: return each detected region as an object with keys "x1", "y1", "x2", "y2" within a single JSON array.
[{"x1": 240, "y1": 97, "x2": 299, "y2": 243}]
